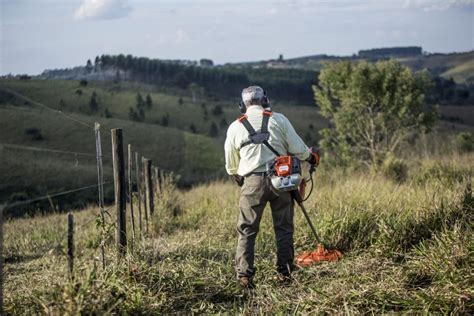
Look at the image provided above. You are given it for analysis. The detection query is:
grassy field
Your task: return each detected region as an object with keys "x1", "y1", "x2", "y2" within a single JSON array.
[
  {"x1": 4, "y1": 151, "x2": 473, "y2": 314},
  {"x1": 441, "y1": 59, "x2": 474, "y2": 84}
]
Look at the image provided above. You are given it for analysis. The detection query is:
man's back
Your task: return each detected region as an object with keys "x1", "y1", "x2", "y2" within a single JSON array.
[{"x1": 225, "y1": 105, "x2": 309, "y2": 176}]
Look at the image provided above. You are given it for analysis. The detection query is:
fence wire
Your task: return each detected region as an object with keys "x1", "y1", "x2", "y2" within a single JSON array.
[{"x1": 4, "y1": 182, "x2": 112, "y2": 210}]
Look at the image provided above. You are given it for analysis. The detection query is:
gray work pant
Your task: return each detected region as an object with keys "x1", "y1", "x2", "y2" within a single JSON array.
[{"x1": 235, "y1": 174, "x2": 295, "y2": 278}]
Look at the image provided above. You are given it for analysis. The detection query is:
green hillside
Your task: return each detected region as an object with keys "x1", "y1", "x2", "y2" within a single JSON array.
[
  {"x1": 0, "y1": 79, "x2": 326, "y2": 141},
  {"x1": 0, "y1": 102, "x2": 224, "y2": 216},
  {"x1": 0, "y1": 78, "x2": 327, "y2": 215},
  {"x1": 441, "y1": 59, "x2": 474, "y2": 84}
]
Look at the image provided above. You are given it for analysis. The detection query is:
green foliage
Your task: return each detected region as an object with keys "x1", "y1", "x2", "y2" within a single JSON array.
[
  {"x1": 103, "y1": 107, "x2": 112, "y2": 118},
  {"x1": 97, "y1": 54, "x2": 317, "y2": 104},
  {"x1": 89, "y1": 91, "x2": 99, "y2": 112},
  {"x1": 455, "y1": 132, "x2": 473, "y2": 152},
  {"x1": 208, "y1": 122, "x2": 219, "y2": 137},
  {"x1": 381, "y1": 156, "x2": 408, "y2": 183},
  {"x1": 314, "y1": 60, "x2": 438, "y2": 167},
  {"x1": 128, "y1": 107, "x2": 139, "y2": 121},
  {"x1": 219, "y1": 118, "x2": 228, "y2": 129},
  {"x1": 212, "y1": 105, "x2": 223, "y2": 116},
  {"x1": 24, "y1": 127, "x2": 43, "y2": 141},
  {"x1": 160, "y1": 114, "x2": 170, "y2": 126},
  {"x1": 145, "y1": 93, "x2": 153, "y2": 109}
]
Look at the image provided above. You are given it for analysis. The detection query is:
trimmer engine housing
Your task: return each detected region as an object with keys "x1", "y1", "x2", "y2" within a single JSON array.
[{"x1": 267, "y1": 156, "x2": 302, "y2": 192}]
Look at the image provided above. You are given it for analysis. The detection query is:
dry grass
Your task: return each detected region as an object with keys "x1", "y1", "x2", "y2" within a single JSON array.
[{"x1": 3, "y1": 153, "x2": 473, "y2": 314}]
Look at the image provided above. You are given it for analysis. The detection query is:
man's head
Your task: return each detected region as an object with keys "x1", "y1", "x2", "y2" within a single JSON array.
[{"x1": 242, "y1": 86, "x2": 265, "y2": 107}]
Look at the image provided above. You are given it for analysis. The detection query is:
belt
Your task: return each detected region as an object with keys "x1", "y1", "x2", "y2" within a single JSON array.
[{"x1": 245, "y1": 171, "x2": 268, "y2": 177}]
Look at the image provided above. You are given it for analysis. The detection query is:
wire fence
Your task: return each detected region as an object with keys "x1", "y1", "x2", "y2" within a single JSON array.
[
  {"x1": 0, "y1": 86, "x2": 175, "y2": 311},
  {"x1": 0, "y1": 86, "x2": 96, "y2": 129},
  {"x1": 4, "y1": 182, "x2": 113, "y2": 210},
  {"x1": 0, "y1": 143, "x2": 112, "y2": 158}
]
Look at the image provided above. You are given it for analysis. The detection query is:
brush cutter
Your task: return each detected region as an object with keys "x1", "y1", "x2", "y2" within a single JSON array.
[
  {"x1": 265, "y1": 150, "x2": 343, "y2": 266},
  {"x1": 292, "y1": 189, "x2": 343, "y2": 266}
]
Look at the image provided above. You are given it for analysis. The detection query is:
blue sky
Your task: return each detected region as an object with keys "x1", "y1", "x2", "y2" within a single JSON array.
[{"x1": 1, "y1": 0, "x2": 473, "y2": 75}]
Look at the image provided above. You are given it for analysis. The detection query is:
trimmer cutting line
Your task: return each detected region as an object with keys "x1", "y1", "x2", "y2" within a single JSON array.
[{"x1": 292, "y1": 189, "x2": 342, "y2": 266}]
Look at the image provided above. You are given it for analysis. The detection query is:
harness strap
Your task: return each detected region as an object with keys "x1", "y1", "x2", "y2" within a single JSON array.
[
  {"x1": 261, "y1": 111, "x2": 272, "y2": 134},
  {"x1": 238, "y1": 115, "x2": 256, "y2": 136},
  {"x1": 238, "y1": 111, "x2": 281, "y2": 157},
  {"x1": 263, "y1": 140, "x2": 282, "y2": 157}
]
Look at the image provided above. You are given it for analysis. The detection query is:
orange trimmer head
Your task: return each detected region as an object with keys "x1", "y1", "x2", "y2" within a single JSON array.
[
  {"x1": 292, "y1": 190, "x2": 343, "y2": 267},
  {"x1": 296, "y1": 244, "x2": 343, "y2": 266}
]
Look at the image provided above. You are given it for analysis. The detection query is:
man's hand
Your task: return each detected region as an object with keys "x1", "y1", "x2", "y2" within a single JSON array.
[
  {"x1": 232, "y1": 174, "x2": 244, "y2": 187},
  {"x1": 306, "y1": 148, "x2": 320, "y2": 166}
]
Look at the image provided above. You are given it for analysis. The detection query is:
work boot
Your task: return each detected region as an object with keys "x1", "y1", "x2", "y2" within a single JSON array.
[
  {"x1": 276, "y1": 264, "x2": 294, "y2": 285},
  {"x1": 238, "y1": 276, "x2": 255, "y2": 289}
]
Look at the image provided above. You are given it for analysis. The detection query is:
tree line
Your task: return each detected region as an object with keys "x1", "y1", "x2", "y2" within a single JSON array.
[{"x1": 97, "y1": 54, "x2": 317, "y2": 105}]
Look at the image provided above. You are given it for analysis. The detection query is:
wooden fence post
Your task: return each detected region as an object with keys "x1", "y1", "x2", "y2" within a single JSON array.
[
  {"x1": 144, "y1": 159, "x2": 154, "y2": 218},
  {"x1": 112, "y1": 129, "x2": 127, "y2": 256},
  {"x1": 142, "y1": 157, "x2": 149, "y2": 233},
  {"x1": 154, "y1": 167, "x2": 160, "y2": 197},
  {"x1": 94, "y1": 122, "x2": 106, "y2": 269},
  {"x1": 157, "y1": 168, "x2": 163, "y2": 194},
  {"x1": 67, "y1": 212, "x2": 74, "y2": 277},
  {"x1": 128, "y1": 144, "x2": 136, "y2": 241},
  {"x1": 159, "y1": 169, "x2": 165, "y2": 192},
  {"x1": 135, "y1": 152, "x2": 143, "y2": 234}
]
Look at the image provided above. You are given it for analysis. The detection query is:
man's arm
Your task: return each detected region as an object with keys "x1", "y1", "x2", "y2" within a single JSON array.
[
  {"x1": 224, "y1": 124, "x2": 240, "y2": 175},
  {"x1": 225, "y1": 124, "x2": 244, "y2": 186}
]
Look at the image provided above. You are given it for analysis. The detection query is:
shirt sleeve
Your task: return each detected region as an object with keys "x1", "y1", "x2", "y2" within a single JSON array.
[
  {"x1": 224, "y1": 123, "x2": 240, "y2": 175},
  {"x1": 281, "y1": 115, "x2": 311, "y2": 161}
]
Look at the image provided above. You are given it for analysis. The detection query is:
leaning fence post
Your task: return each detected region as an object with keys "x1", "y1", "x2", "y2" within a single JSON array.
[
  {"x1": 142, "y1": 157, "x2": 149, "y2": 234},
  {"x1": 144, "y1": 159, "x2": 154, "y2": 219},
  {"x1": 112, "y1": 129, "x2": 127, "y2": 256},
  {"x1": 67, "y1": 212, "x2": 74, "y2": 277},
  {"x1": 94, "y1": 122, "x2": 106, "y2": 269},
  {"x1": 135, "y1": 152, "x2": 143, "y2": 234},
  {"x1": 154, "y1": 166, "x2": 160, "y2": 197},
  {"x1": 128, "y1": 144, "x2": 136, "y2": 242}
]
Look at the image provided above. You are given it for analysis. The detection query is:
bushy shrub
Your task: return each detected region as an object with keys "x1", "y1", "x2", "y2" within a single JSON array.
[
  {"x1": 25, "y1": 127, "x2": 43, "y2": 141},
  {"x1": 381, "y1": 156, "x2": 408, "y2": 183},
  {"x1": 153, "y1": 172, "x2": 184, "y2": 234},
  {"x1": 413, "y1": 163, "x2": 467, "y2": 186},
  {"x1": 455, "y1": 132, "x2": 473, "y2": 153}
]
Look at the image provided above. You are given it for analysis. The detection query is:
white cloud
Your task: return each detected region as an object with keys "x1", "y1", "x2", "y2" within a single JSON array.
[
  {"x1": 278, "y1": 0, "x2": 473, "y2": 12},
  {"x1": 266, "y1": 7, "x2": 278, "y2": 16},
  {"x1": 175, "y1": 30, "x2": 190, "y2": 45},
  {"x1": 402, "y1": 0, "x2": 474, "y2": 11},
  {"x1": 74, "y1": 0, "x2": 132, "y2": 20}
]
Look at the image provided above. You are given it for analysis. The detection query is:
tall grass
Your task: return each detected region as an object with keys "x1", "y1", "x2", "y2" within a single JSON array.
[{"x1": 3, "y1": 153, "x2": 473, "y2": 314}]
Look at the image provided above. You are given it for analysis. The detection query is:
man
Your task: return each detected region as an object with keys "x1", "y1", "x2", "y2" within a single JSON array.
[{"x1": 224, "y1": 86, "x2": 318, "y2": 288}]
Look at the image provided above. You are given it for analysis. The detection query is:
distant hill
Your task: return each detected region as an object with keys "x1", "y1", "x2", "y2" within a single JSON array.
[
  {"x1": 228, "y1": 48, "x2": 474, "y2": 85},
  {"x1": 30, "y1": 48, "x2": 474, "y2": 107}
]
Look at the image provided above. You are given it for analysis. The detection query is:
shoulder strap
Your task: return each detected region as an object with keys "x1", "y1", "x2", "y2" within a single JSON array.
[
  {"x1": 238, "y1": 115, "x2": 256, "y2": 136},
  {"x1": 261, "y1": 110, "x2": 272, "y2": 134},
  {"x1": 238, "y1": 112, "x2": 281, "y2": 157}
]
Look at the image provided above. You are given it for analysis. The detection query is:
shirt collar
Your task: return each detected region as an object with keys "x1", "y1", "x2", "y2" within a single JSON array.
[{"x1": 246, "y1": 105, "x2": 264, "y2": 113}]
